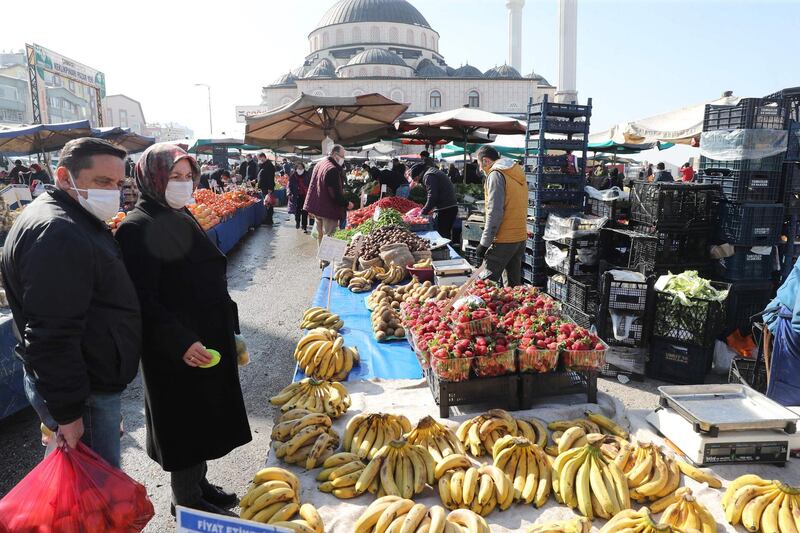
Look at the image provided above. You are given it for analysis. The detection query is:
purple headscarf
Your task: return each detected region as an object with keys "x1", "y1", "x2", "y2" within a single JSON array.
[{"x1": 135, "y1": 143, "x2": 200, "y2": 206}]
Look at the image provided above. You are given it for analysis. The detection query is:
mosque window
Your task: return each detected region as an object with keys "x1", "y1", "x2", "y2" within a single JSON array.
[
  {"x1": 468, "y1": 90, "x2": 480, "y2": 108},
  {"x1": 371, "y1": 26, "x2": 380, "y2": 42},
  {"x1": 430, "y1": 90, "x2": 442, "y2": 109},
  {"x1": 352, "y1": 89, "x2": 365, "y2": 96},
  {"x1": 359, "y1": 67, "x2": 368, "y2": 77},
  {"x1": 389, "y1": 27, "x2": 398, "y2": 43},
  {"x1": 373, "y1": 66, "x2": 381, "y2": 76},
  {"x1": 387, "y1": 67, "x2": 396, "y2": 77},
  {"x1": 391, "y1": 89, "x2": 404, "y2": 102},
  {"x1": 353, "y1": 26, "x2": 361, "y2": 42},
  {"x1": 406, "y1": 29, "x2": 414, "y2": 45},
  {"x1": 322, "y1": 32, "x2": 329, "y2": 48},
  {"x1": 336, "y1": 28, "x2": 344, "y2": 45},
  {"x1": 421, "y1": 33, "x2": 427, "y2": 48}
]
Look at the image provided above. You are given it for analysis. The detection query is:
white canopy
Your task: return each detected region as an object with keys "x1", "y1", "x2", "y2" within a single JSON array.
[{"x1": 590, "y1": 95, "x2": 742, "y2": 146}]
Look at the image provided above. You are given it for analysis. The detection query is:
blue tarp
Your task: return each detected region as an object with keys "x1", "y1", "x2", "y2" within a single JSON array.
[
  {"x1": 293, "y1": 231, "x2": 460, "y2": 381},
  {"x1": 206, "y1": 202, "x2": 266, "y2": 254},
  {"x1": 0, "y1": 315, "x2": 27, "y2": 420}
]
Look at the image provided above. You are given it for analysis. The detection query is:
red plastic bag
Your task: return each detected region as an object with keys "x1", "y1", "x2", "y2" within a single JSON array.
[
  {"x1": 264, "y1": 193, "x2": 277, "y2": 207},
  {"x1": 0, "y1": 442, "x2": 154, "y2": 532}
]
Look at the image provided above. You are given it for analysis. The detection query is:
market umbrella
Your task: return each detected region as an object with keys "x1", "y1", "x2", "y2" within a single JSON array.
[
  {"x1": 397, "y1": 106, "x2": 526, "y2": 171},
  {"x1": 91, "y1": 127, "x2": 155, "y2": 154},
  {"x1": 393, "y1": 126, "x2": 495, "y2": 156},
  {"x1": 588, "y1": 140, "x2": 674, "y2": 154},
  {"x1": 0, "y1": 120, "x2": 92, "y2": 156},
  {"x1": 244, "y1": 93, "x2": 408, "y2": 150},
  {"x1": 188, "y1": 137, "x2": 246, "y2": 154}
]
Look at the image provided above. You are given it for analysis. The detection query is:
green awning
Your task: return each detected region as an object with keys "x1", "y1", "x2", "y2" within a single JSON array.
[{"x1": 587, "y1": 140, "x2": 675, "y2": 154}]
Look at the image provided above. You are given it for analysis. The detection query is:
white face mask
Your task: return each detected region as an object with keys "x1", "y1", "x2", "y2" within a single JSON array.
[
  {"x1": 296, "y1": 168, "x2": 305, "y2": 175},
  {"x1": 165, "y1": 180, "x2": 194, "y2": 209},
  {"x1": 333, "y1": 155, "x2": 344, "y2": 166},
  {"x1": 68, "y1": 171, "x2": 120, "y2": 222}
]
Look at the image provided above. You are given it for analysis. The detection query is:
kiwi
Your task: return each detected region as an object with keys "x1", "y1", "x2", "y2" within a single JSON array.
[
  {"x1": 376, "y1": 331, "x2": 386, "y2": 341},
  {"x1": 394, "y1": 328, "x2": 405, "y2": 338}
]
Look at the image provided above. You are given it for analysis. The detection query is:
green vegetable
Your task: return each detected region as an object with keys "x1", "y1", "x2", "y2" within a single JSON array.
[
  {"x1": 334, "y1": 208, "x2": 408, "y2": 242},
  {"x1": 655, "y1": 270, "x2": 729, "y2": 306}
]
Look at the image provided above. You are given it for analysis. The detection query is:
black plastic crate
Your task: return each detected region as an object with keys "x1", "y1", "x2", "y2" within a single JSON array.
[
  {"x1": 566, "y1": 276, "x2": 599, "y2": 313},
  {"x1": 462, "y1": 219, "x2": 485, "y2": 242},
  {"x1": 788, "y1": 120, "x2": 800, "y2": 162},
  {"x1": 524, "y1": 154, "x2": 569, "y2": 173},
  {"x1": 703, "y1": 98, "x2": 789, "y2": 131},
  {"x1": 600, "y1": 346, "x2": 646, "y2": 380},
  {"x1": 699, "y1": 154, "x2": 785, "y2": 173},
  {"x1": 781, "y1": 162, "x2": 800, "y2": 209},
  {"x1": 728, "y1": 356, "x2": 768, "y2": 393},
  {"x1": 714, "y1": 248, "x2": 775, "y2": 281},
  {"x1": 527, "y1": 138, "x2": 587, "y2": 153},
  {"x1": 528, "y1": 99, "x2": 592, "y2": 119},
  {"x1": 599, "y1": 271, "x2": 651, "y2": 312},
  {"x1": 653, "y1": 281, "x2": 730, "y2": 347},
  {"x1": 717, "y1": 202, "x2": 784, "y2": 246},
  {"x1": 547, "y1": 275, "x2": 568, "y2": 301},
  {"x1": 697, "y1": 167, "x2": 782, "y2": 204},
  {"x1": 630, "y1": 181, "x2": 720, "y2": 230},
  {"x1": 529, "y1": 188, "x2": 585, "y2": 205},
  {"x1": 597, "y1": 309, "x2": 648, "y2": 348},
  {"x1": 545, "y1": 240, "x2": 598, "y2": 278},
  {"x1": 647, "y1": 338, "x2": 714, "y2": 384},
  {"x1": 587, "y1": 196, "x2": 630, "y2": 224},
  {"x1": 527, "y1": 173, "x2": 585, "y2": 188},
  {"x1": 461, "y1": 243, "x2": 481, "y2": 267},
  {"x1": 426, "y1": 370, "x2": 519, "y2": 418},
  {"x1": 725, "y1": 280, "x2": 775, "y2": 332},
  {"x1": 526, "y1": 234, "x2": 546, "y2": 255},
  {"x1": 528, "y1": 117, "x2": 590, "y2": 135},
  {"x1": 560, "y1": 302, "x2": 596, "y2": 329},
  {"x1": 519, "y1": 370, "x2": 596, "y2": 408},
  {"x1": 629, "y1": 222, "x2": 710, "y2": 271}
]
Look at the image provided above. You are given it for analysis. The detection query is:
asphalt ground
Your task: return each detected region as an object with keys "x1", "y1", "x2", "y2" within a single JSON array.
[{"x1": 0, "y1": 208, "x2": 670, "y2": 529}]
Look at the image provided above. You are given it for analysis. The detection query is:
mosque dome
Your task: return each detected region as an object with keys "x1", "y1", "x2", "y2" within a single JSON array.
[
  {"x1": 415, "y1": 58, "x2": 446, "y2": 78},
  {"x1": 316, "y1": 0, "x2": 432, "y2": 29},
  {"x1": 452, "y1": 64, "x2": 483, "y2": 78},
  {"x1": 305, "y1": 58, "x2": 337, "y2": 79},
  {"x1": 526, "y1": 71, "x2": 551, "y2": 85},
  {"x1": 484, "y1": 64, "x2": 522, "y2": 79},
  {"x1": 346, "y1": 48, "x2": 407, "y2": 67},
  {"x1": 269, "y1": 72, "x2": 298, "y2": 87}
]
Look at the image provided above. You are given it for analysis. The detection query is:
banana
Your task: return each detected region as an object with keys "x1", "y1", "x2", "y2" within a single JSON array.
[
  {"x1": 355, "y1": 496, "x2": 403, "y2": 533},
  {"x1": 376, "y1": 499, "x2": 416, "y2": 533},
  {"x1": 297, "y1": 504, "x2": 323, "y2": 533},
  {"x1": 241, "y1": 480, "x2": 292, "y2": 508},
  {"x1": 584, "y1": 410, "x2": 629, "y2": 439},
  {"x1": 525, "y1": 517, "x2": 591, "y2": 533},
  {"x1": 399, "y1": 503, "x2": 428, "y2": 533},
  {"x1": 446, "y1": 509, "x2": 488, "y2": 533},
  {"x1": 271, "y1": 520, "x2": 315, "y2": 533},
  {"x1": 575, "y1": 458, "x2": 593, "y2": 520},
  {"x1": 250, "y1": 501, "x2": 292, "y2": 523},
  {"x1": 252, "y1": 467, "x2": 300, "y2": 493},
  {"x1": 675, "y1": 458, "x2": 722, "y2": 489},
  {"x1": 558, "y1": 426, "x2": 587, "y2": 454},
  {"x1": 241, "y1": 487, "x2": 296, "y2": 520},
  {"x1": 269, "y1": 502, "x2": 300, "y2": 523}
]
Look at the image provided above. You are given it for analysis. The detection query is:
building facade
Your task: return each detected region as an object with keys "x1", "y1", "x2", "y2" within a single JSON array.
[
  {"x1": 145, "y1": 122, "x2": 194, "y2": 143},
  {"x1": 238, "y1": 0, "x2": 554, "y2": 122},
  {"x1": 103, "y1": 94, "x2": 147, "y2": 134}
]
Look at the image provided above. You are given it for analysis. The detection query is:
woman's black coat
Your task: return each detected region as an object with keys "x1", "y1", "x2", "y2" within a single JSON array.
[{"x1": 115, "y1": 197, "x2": 251, "y2": 471}]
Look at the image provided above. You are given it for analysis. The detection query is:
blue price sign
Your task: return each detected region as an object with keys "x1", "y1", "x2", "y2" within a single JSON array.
[{"x1": 176, "y1": 506, "x2": 291, "y2": 533}]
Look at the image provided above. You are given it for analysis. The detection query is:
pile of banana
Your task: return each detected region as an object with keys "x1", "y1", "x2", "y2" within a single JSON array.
[
  {"x1": 723, "y1": 474, "x2": 800, "y2": 533},
  {"x1": 269, "y1": 379, "x2": 351, "y2": 418},
  {"x1": 553, "y1": 439, "x2": 631, "y2": 519},
  {"x1": 271, "y1": 410, "x2": 340, "y2": 469},
  {"x1": 239, "y1": 467, "x2": 323, "y2": 532},
  {"x1": 492, "y1": 436, "x2": 551, "y2": 507},
  {"x1": 598, "y1": 508, "x2": 682, "y2": 533},
  {"x1": 436, "y1": 454, "x2": 513, "y2": 516},
  {"x1": 300, "y1": 307, "x2": 344, "y2": 331},
  {"x1": 353, "y1": 439, "x2": 436, "y2": 498},
  {"x1": 294, "y1": 328, "x2": 358, "y2": 381},
  {"x1": 457, "y1": 409, "x2": 546, "y2": 457},
  {"x1": 344, "y1": 412, "x2": 412, "y2": 459},
  {"x1": 354, "y1": 497, "x2": 489, "y2": 533},
  {"x1": 405, "y1": 415, "x2": 465, "y2": 462},
  {"x1": 550, "y1": 425, "x2": 628, "y2": 461},
  {"x1": 525, "y1": 517, "x2": 592, "y2": 533},
  {"x1": 376, "y1": 263, "x2": 406, "y2": 285},
  {"x1": 616, "y1": 441, "x2": 681, "y2": 503},
  {"x1": 317, "y1": 452, "x2": 367, "y2": 499},
  {"x1": 334, "y1": 266, "x2": 382, "y2": 292},
  {"x1": 656, "y1": 488, "x2": 716, "y2": 533}
]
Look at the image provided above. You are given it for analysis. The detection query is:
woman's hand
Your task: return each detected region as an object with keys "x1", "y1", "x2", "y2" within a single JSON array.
[{"x1": 183, "y1": 342, "x2": 214, "y2": 367}]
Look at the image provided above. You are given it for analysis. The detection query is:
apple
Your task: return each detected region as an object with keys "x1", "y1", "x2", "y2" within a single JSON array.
[{"x1": 199, "y1": 348, "x2": 221, "y2": 368}]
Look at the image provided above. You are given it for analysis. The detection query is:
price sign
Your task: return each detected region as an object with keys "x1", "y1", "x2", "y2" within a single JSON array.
[
  {"x1": 443, "y1": 264, "x2": 486, "y2": 312},
  {"x1": 317, "y1": 235, "x2": 348, "y2": 263},
  {"x1": 177, "y1": 506, "x2": 291, "y2": 532}
]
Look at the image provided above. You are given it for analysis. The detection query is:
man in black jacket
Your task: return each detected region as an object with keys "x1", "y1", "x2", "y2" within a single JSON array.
[
  {"x1": 247, "y1": 154, "x2": 259, "y2": 184},
  {"x1": 411, "y1": 162, "x2": 458, "y2": 239},
  {"x1": 257, "y1": 153, "x2": 276, "y2": 225},
  {"x1": 0, "y1": 138, "x2": 141, "y2": 468}
]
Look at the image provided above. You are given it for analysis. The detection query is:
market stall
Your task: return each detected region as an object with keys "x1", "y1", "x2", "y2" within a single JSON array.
[{"x1": 0, "y1": 315, "x2": 25, "y2": 420}]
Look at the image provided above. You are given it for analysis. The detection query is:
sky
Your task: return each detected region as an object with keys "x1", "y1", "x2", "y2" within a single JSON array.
[{"x1": 2, "y1": 0, "x2": 799, "y2": 165}]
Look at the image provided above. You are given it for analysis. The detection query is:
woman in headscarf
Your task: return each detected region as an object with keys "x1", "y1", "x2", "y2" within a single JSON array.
[
  {"x1": 288, "y1": 161, "x2": 310, "y2": 232},
  {"x1": 115, "y1": 143, "x2": 250, "y2": 517}
]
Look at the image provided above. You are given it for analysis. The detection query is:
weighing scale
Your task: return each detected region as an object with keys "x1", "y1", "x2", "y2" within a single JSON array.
[{"x1": 646, "y1": 384, "x2": 800, "y2": 466}]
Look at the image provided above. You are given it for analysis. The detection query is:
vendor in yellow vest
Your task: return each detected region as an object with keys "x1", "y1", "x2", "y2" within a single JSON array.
[{"x1": 475, "y1": 146, "x2": 527, "y2": 286}]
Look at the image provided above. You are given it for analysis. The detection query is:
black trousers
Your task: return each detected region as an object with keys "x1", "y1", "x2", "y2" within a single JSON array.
[
  {"x1": 260, "y1": 188, "x2": 274, "y2": 224},
  {"x1": 171, "y1": 461, "x2": 208, "y2": 505},
  {"x1": 295, "y1": 209, "x2": 308, "y2": 230},
  {"x1": 434, "y1": 206, "x2": 458, "y2": 239}
]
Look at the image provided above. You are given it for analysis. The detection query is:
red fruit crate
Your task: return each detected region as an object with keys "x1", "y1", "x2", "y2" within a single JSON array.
[
  {"x1": 518, "y1": 347, "x2": 559, "y2": 373},
  {"x1": 562, "y1": 344, "x2": 608, "y2": 372},
  {"x1": 473, "y1": 350, "x2": 516, "y2": 377},
  {"x1": 430, "y1": 356, "x2": 471, "y2": 383}
]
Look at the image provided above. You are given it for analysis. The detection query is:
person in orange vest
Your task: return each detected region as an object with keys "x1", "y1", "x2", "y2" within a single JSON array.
[{"x1": 475, "y1": 146, "x2": 528, "y2": 286}]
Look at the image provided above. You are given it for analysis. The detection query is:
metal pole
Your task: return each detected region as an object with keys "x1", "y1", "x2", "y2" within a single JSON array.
[{"x1": 206, "y1": 85, "x2": 213, "y2": 135}]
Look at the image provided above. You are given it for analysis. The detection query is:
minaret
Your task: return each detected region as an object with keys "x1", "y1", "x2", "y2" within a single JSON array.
[
  {"x1": 506, "y1": 0, "x2": 525, "y2": 73},
  {"x1": 556, "y1": 0, "x2": 578, "y2": 103}
]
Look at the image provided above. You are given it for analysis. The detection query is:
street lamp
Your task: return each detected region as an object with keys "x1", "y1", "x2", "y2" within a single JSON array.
[{"x1": 194, "y1": 83, "x2": 213, "y2": 135}]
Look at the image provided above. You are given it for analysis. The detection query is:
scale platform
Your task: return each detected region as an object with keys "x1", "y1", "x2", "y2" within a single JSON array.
[{"x1": 646, "y1": 384, "x2": 800, "y2": 466}]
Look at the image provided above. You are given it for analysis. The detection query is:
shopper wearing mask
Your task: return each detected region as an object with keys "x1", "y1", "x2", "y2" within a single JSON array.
[
  {"x1": 410, "y1": 162, "x2": 458, "y2": 239},
  {"x1": 115, "y1": 143, "x2": 251, "y2": 517},
  {"x1": 0, "y1": 138, "x2": 141, "y2": 467},
  {"x1": 304, "y1": 144, "x2": 353, "y2": 251},
  {"x1": 288, "y1": 162, "x2": 310, "y2": 232},
  {"x1": 257, "y1": 153, "x2": 276, "y2": 225}
]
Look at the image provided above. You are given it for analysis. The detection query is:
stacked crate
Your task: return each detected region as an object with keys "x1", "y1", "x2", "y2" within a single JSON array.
[
  {"x1": 523, "y1": 95, "x2": 592, "y2": 287},
  {"x1": 698, "y1": 98, "x2": 790, "y2": 331},
  {"x1": 461, "y1": 215, "x2": 486, "y2": 268}
]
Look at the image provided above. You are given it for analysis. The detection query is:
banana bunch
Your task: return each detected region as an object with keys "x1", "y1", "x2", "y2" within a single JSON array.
[
  {"x1": 723, "y1": 475, "x2": 800, "y2": 533},
  {"x1": 526, "y1": 517, "x2": 592, "y2": 533},
  {"x1": 548, "y1": 418, "x2": 602, "y2": 434},
  {"x1": 294, "y1": 328, "x2": 358, "y2": 381},
  {"x1": 657, "y1": 488, "x2": 716, "y2": 533},
  {"x1": 585, "y1": 410, "x2": 631, "y2": 439},
  {"x1": 354, "y1": 497, "x2": 489, "y2": 533},
  {"x1": 344, "y1": 412, "x2": 413, "y2": 460},
  {"x1": 616, "y1": 442, "x2": 681, "y2": 502},
  {"x1": 240, "y1": 467, "x2": 317, "y2": 529},
  {"x1": 550, "y1": 426, "x2": 628, "y2": 461},
  {"x1": 271, "y1": 410, "x2": 340, "y2": 469},
  {"x1": 456, "y1": 409, "x2": 519, "y2": 457},
  {"x1": 376, "y1": 264, "x2": 406, "y2": 285},
  {"x1": 317, "y1": 452, "x2": 367, "y2": 499},
  {"x1": 300, "y1": 307, "x2": 344, "y2": 331},
  {"x1": 352, "y1": 439, "x2": 436, "y2": 498},
  {"x1": 334, "y1": 267, "x2": 355, "y2": 287},
  {"x1": 492, "y1": 436, "x2": 551, "y2": 507},
  {"x1": 269, "y1": 379, "x2": 351, "y2": 418},
  {"x1": 406, "y1": 415, "x2": 465, "y2": 462},
  {"x1": 413, "y1": 258, "x2": 433, "y2": 268},
  {"x1": 553, "y1": 441, "x2": 631, "y2": 519},
  {"x1": 435, "y1": 456, "x2": 513, "y2": 516},
  {"x1": 599, "y1": 508, "x2": 682, "y2": 533}
]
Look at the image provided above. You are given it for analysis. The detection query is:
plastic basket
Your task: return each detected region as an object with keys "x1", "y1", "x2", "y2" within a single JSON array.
[
  {"x1": 587, "y1": 196, "x2": 629, "y2": 223},
  {"x1": 546, "y1": 275, "x2": 568, "y2": 302},
  {"x1": 630, "y1": 181, "x2": 720, "y2": 229},
  {"x1": 454, "y1": 316, "x2": 494, "y2": 336},
  {"x1": 629, "y1": 223, "x2": 710, "y2": 271},
  {"x1": 697, "y1": 167, "x2": 782, "y2": 204},
  {"x1": 518, "y1": 347, "x2": 559, "y2": 373},
  {"x1": 473, "y1": 350, "x2": 516, "y2": 377},
  {"x1": 600, "y1": 271, "x2": 650, "y2": 313},
  {"x1": 728, "y1": 356, "x2": 768, "y2": 393},
  {"x1": 426, "y1": 370, "x2": 519, "y2": 418},
  {"x1": 566, "y1": 276, "x2": 599, "y2": 313},
  {"x1": 560, "y1": 302, "x2": 595, "y2": 329},
  {"x1": 647, "y1": 338, "x2": 714, "y2": 384},
  {"x1": 725, "y1": 280, "x2": 775, "y2": 331},
  {"x1": 562, "y1": 343, "x2": 607, "y2": 372},
  {"x1": 597, "y1": 311, "x2": 648, "y2": 348},
  {"x1": 529, "y1": 188, "x2": 586, "y2": 205},
  {"x1": 600, "y1": 346, "x2": 646, "y2": 379},
  {"x1": 528, "y1": 116, "x2": 590, "y2": 135},
  {"x1": 787, "y1": 120, "x2": 800, "y2": 162},
  {"x1": 717, "y1": 202, "x2": 784, "y2": 246},
  {"x1": 519, "y1": 370, "x2": 596, "y2": 408},
  {"x1": 653, "y1": 282, "x2": 730, "y2": 347},
  {"x1": 528, "y1": 98, "x2": 592, "y2": 119},
  {"x1": 462, "y1": 220, "x2": 485, "y2": 242},
  {"x1": 703, "y1": 98, "x2": 789, "y2": 131},
  {"x1": 430, "y1": 356, "x2": 471, "y2": 383},
  {"x1": 715, "y1": 248, "x2": 775, "y2": 281}
]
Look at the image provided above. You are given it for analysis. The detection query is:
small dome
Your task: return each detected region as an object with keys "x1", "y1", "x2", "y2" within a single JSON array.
[
  {"x1": 316, "y1": 0, "x2": 431, "y2": 30},
  {"x1": 347, "y1": 48, "x2": 407, "y2": 67},
  {"x1": 269, "y1": 72, "x2": 297, "y2": 87},
  {"x1": 526, "y1": 71, "x2": 551, "y2": 85},
  {"x1": 484, "y1": 64, "x2": 522, "y2": 79},
  {"x1": 305, "y1": 58, "x2": 336, "y2": 79},
  {"x1": 416, "y1": 58, "x2": 446, "y2": 78},
  {"x1": 452, "y1": 64, "x2": 483, "y2": 78},
  {"x1": 444, "y1": 65, "x2": 457, "y2": 76}
]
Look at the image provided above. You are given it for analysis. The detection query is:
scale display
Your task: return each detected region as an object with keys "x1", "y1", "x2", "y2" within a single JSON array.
[{"x1": 703, "y1": 441, "x2": 789, "y2": 465}]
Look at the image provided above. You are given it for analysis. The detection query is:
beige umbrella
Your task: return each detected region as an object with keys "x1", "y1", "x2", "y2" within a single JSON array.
[{"x1": 245, "y1": 93, "x2": 408, "y2": 151}]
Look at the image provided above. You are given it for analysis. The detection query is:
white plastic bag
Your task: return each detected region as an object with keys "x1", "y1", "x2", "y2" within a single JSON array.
[{"x1": 700, "y1": 129, "x2": 788, "y2": 161}]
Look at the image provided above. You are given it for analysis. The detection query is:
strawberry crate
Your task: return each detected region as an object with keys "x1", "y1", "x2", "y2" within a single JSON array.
[
  {"x1": 519, "y1": 370, "x2": 597, "y2": 408},
  {"x1": 426, "y1": 370, "x2": 519, "y2": 418}
]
